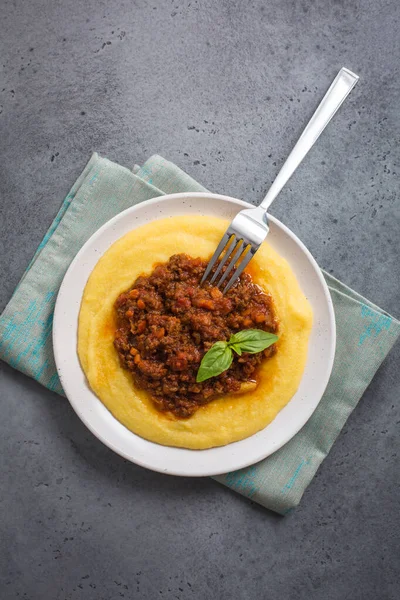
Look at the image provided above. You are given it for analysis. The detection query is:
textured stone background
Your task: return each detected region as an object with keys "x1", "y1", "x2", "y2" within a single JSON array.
[{"x1": 0, "y1": 1, "x2": 399, "y2": 599}]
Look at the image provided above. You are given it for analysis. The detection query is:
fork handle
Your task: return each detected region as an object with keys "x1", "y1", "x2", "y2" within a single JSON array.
[{"x1": 260, "y1": 67, "x2": 359, "y2": 211}]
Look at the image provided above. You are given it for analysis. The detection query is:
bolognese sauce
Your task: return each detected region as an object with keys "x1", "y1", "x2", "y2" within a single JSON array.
[{"x1": 114, "y1": 254, "x2": 278, "y2": 418}]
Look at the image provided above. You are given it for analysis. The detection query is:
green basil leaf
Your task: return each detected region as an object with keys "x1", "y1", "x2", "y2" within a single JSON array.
[
  {"x1": 229, "y1": 329, "x2": 278, "y2": 353},
  {"x1": 196, "y1": 341, "x2": 233, "y2": 382}
]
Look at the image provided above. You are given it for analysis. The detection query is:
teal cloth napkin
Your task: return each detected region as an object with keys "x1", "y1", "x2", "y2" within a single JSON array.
[{"x1": 1, "y1": 153, "x2": 399, "y2": 514}]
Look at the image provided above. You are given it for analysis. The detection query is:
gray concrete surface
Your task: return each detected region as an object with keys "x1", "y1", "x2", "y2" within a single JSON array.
[{"x1": 1, "y1": 0, "x2": 399, "y2": 598}]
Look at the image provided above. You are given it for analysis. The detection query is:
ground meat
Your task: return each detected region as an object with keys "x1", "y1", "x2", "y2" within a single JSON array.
[{"x1": 114, "y1": 254, "x2": 278, "y2": 418}]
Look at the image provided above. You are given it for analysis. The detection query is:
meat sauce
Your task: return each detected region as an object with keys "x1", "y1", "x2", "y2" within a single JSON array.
[{"x1": 114, "y1": 254, "x2": 278, "y2": 418}]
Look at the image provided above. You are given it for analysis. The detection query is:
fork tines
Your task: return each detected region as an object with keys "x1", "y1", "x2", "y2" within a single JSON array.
[{"x1": 200, "y1": 230, "x2": 255, "y2": 293}]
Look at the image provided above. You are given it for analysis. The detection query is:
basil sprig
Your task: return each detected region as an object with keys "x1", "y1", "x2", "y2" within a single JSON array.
[{"x1": 196, "y1": 329, "x2": 278, "y2": 383}]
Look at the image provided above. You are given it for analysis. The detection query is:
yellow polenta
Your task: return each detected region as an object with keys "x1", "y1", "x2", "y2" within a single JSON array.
[{"x1": 78, "y1": 215, "x2": 313, "y2": 449}]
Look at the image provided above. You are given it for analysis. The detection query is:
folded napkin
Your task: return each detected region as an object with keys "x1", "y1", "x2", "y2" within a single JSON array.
[{"x1": 1, "y1": 153, "x2": 399, "y2": 514}]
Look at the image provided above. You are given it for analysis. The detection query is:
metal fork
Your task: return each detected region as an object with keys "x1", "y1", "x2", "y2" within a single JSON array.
[{"x1": 201, "y1": 67, "x2": 359, "y2": 293}]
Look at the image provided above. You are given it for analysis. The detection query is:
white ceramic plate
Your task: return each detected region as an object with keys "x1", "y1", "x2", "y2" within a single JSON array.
[{"x1": 53, "y1": 193, "x2": 336, "y2": 477}]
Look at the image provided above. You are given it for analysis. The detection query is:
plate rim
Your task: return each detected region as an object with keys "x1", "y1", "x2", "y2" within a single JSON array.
[{"x1": 53, "y1": 192, "x2": 336, "y2": 476}]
